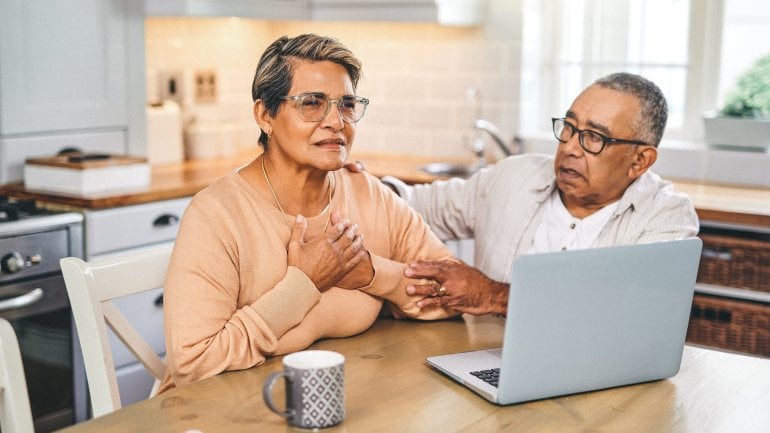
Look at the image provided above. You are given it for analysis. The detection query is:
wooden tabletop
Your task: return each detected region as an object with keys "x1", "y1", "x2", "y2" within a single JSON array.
[
  {"x1": 58, "y1": 316, "x2": 770, "y2": 433},
  {"x1": 1, "y1": 151, "x2": 769, "y2": 228}
]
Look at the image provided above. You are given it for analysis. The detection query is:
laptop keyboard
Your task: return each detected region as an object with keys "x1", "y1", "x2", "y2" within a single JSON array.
[{"x1": 470, "y1": 368, "x2": 500, "y2": 387}]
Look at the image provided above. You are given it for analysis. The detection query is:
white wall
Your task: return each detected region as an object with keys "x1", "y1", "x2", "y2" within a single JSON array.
[{"x1": 145, "y1": 0, "x2": 522, "y2": 161}]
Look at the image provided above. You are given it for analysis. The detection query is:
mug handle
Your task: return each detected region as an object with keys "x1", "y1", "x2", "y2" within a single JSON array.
[{"x1": 262, "y1": 371, "x2": 295, "y2": 418}]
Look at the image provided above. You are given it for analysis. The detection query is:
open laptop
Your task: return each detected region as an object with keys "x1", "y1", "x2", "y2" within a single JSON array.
[{"x1": 426, "y1": 238, "x2": 703, "y2": 405}]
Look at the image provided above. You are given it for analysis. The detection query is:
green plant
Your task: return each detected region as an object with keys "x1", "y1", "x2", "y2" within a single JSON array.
[{"x1": 720, "y1": 53, "x2": 770, "y2": 118}]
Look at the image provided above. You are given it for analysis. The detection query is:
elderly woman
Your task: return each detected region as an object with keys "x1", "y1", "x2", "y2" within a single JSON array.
[{"x1": 159, "y1": 34, "x2": 457, "y2": 391}]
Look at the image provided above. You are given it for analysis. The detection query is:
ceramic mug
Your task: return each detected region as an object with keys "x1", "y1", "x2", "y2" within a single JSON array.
[{"x1": 262, "y1": 350, "x2": 345, "y2": 429}]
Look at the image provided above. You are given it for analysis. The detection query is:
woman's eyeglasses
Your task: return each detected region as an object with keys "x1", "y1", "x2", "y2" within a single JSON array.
[{"x1": 283, "y1": 93, "x2": 370, "y2": 124}]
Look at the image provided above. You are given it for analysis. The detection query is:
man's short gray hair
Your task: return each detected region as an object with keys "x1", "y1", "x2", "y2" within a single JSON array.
[{"x1": 593, "y1": 72, "x2": 668, "y2": 146}]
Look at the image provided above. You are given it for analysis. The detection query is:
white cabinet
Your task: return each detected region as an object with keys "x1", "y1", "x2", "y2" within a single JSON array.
[
  {"x1": 0, "y1": 0, "x2": 146, "y2": 183},
  {"x1": 84, "y1": 197, "x2": 192, "y2": 257},
  {"x1": 310, "y1": 0, "x2": 436, "y2": 21},
  {"x1": 145, "y1": 0, "x2": 470, "y2": 23},
  {"x1": 0, "y1": 0, "x2": 126, "y2": 134},
  {"x1": 145, "y1": 0, "x2": 312, "y2": 19}
]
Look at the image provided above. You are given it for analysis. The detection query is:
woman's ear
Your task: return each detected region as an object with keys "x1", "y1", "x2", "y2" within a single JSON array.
[
  {"x1": 628, "y1": 146, "x2": 658, "y2": 179},
  {"x1": 253, "y1": 100, "x2": 272, "y2": 136}
]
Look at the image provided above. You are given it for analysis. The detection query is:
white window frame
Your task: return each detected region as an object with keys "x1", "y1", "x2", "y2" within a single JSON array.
[{"x1": 520, "y1": 0, "x2": 729, "y2": 145}]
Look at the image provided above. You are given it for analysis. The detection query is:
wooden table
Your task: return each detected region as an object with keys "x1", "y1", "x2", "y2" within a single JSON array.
[{"x1": 58, "y1": 316, "x2": 770, "y2": 433}]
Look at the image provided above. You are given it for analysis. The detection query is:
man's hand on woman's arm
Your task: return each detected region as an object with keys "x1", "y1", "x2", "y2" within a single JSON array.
[{"x1": 404, "y1": 260, "x2": 508, "y2": 316}]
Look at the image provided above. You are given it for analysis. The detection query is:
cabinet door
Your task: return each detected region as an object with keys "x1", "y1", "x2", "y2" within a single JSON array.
[{"x1": 0, "y1": 0, "x2": 128, "y2": 135}]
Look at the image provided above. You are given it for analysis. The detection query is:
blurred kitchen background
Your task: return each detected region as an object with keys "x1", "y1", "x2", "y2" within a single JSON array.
[
  {"x1": 143, "y1": 0, "x2": 770, "y2": 185},
  {"x1": 2, "y1": 0, "x2": 769, "y2": 186}
]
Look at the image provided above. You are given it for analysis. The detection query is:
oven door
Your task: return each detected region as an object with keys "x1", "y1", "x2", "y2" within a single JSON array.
[{"x1": 0, "y1": 274, "x2": 77, "y2": 432}]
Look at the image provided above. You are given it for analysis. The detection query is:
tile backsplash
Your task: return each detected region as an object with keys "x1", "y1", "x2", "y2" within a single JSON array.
[{"x1": 145, "y1": 0, "x2": 521, "y2": 160}]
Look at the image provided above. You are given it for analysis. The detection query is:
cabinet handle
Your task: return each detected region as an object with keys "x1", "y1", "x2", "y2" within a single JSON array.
[{"x1": 153, "y1": 214, "x2": 180, "y2": 227}]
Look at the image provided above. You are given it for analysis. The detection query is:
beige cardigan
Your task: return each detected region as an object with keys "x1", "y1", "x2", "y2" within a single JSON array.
[{"x1": 159, "y1": 169, "x2": 456, "y2": 392}]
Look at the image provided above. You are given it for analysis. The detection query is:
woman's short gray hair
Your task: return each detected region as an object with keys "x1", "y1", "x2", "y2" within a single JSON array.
[
  {"x1": 593, "y1": 72, "x2": 668, "y2": 146},
  {"x1": 251, "y1": 34, "x2": 363, "y2": 147}
]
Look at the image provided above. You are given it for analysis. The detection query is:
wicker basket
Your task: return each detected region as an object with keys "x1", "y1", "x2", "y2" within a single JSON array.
[
  {"x1": 697, "y1": 233, "x2": 770, "y2": 293},
  {"x1": 687, "y1": 294, "x2": 770, "y2": 357}
]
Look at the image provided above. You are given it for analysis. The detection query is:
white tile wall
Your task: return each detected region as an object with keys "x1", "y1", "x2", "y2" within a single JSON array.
[{"x1": 145, "y1": 0, "x2": 523, "y2": 161}]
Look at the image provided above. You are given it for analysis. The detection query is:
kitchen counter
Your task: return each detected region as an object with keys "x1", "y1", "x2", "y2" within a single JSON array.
[{"x1": 1, "y1": 150, "x2": 769, "y2": 228}]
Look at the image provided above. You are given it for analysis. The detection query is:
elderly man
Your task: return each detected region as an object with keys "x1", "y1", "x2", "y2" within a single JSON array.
[{"x1": 380, "y1": 72, "x2": 699, "y2": 316}]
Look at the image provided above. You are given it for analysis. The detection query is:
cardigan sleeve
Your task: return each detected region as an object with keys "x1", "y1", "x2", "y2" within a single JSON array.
[{"x1": 353, "y1": 174, "x2": 461, "y2": 320}]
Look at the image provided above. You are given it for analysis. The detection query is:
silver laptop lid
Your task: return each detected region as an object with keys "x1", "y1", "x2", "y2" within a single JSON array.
[{"x1": 497, "y1": 238, "x2": 702, "y2": 404}]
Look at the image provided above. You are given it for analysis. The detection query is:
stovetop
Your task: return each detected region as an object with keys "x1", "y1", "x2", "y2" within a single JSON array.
[{"x1": 0, "y1": 196, "x2": 82, "y2": 237}]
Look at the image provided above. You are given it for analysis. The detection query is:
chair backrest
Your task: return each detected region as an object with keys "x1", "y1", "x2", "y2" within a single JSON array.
[
  {"x1": 60, "y1": 243, "x2": 172, "y2": 418},
  {"x1": 0, "y1": 318, "x2": 34, "y2": 433}
]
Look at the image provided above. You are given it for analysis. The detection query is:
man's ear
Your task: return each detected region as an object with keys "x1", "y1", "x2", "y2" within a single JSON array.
[
  {"x1": 628, "y1": 146, "x2": 657, "y2": 179},
  {"x1": 253, "y1": 100, "x2": 272, "y2": 135}
]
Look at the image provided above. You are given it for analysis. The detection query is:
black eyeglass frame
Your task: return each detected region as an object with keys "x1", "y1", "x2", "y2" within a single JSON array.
[
  {"x1": 551, "y1": 117, "x2": 649, "y2": 155},
  {"x1": 283, "y1": 92, "x2": 370, "y2": 124}
]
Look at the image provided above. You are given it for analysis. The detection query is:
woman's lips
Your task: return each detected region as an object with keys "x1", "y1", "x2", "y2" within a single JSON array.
[{"x1": 315, "y1": 139, "x2": 345, "y2": 149}]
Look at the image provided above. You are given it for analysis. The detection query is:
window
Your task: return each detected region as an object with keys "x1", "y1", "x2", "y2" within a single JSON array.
[{"x1": 520, "y1": 0, "x2": 770, "y2": 144}]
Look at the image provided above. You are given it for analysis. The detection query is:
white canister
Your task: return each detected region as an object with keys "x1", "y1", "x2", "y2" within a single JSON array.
[
  {"x1": 184, "y1": 121, "x2": 239, "y2": 160},
  {"x1": 146, "y1": 100, "x2": 184, "y2": 164}
]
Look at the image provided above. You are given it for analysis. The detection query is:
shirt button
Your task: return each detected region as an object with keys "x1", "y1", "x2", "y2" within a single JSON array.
[{"x1": 570, "y1": 223, "x2": 576, "y2": 229}]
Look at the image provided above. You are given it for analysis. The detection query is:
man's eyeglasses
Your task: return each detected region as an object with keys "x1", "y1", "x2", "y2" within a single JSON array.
[
  {"x1": 283, "y1": 93, "x2": 370, "y2": 124},
  {"x1": 551, "y1": 118, "x2": 649, "y2": 155}
]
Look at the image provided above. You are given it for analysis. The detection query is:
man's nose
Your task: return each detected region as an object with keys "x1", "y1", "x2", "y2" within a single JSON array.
[{"x1": 560, "y1": 131, "x2": 584, "y2": 155}]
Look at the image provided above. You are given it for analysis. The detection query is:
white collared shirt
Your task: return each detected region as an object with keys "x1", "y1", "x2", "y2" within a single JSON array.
[
  {"x1": 387, "y1": 154, "x2": 698, "y2": 283},
  {"x1": 527, "y1": 189, "x2": 619, "y2": 254}
]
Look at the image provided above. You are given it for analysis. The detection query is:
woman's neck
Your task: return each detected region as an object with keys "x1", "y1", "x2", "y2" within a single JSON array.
[{"x1": 259, "y1": 154, "x2": 333, "y2": 218}]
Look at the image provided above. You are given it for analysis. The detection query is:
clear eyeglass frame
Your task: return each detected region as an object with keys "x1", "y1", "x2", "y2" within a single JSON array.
[{"x1": 283, "y1": 93, "x2": 370, "y2": 124}]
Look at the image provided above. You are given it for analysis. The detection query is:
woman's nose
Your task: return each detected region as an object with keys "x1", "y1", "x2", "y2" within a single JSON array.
[{"x1": 321, "y1": 101, "x2": 345, "y2": 129}]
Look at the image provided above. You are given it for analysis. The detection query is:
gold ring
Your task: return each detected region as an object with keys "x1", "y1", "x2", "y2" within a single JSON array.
[{"x1": 437, "y1": 286, "x2": 447, "y2": 297}]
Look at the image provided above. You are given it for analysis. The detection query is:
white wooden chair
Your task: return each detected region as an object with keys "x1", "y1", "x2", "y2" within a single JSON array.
[
  {"x1": 60, "y1": 244, "x2": 172, "y2": 418},
  {"x1": 0, "y1": 318, "x2": 34, "y2": 433}
]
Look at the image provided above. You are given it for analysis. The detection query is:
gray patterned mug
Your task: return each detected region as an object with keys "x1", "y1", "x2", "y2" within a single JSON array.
[{"x1": 262, "y1": 350, "x2": 345, "y2": 429}]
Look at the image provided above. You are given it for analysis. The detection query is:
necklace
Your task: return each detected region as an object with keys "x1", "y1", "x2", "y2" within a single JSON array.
[{"x1": 261, "y1": 156, "x2": 332, "y2": 233}]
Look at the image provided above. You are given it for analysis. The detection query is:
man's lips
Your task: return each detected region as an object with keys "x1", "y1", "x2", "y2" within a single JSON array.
[{"x1": 558, "y1": 166, "x2": 584, "y2": 180}]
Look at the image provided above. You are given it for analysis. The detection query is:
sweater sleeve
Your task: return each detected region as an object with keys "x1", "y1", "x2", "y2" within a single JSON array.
[
  {"x1": 354, "y1": 174, "x2": 461, "y2": 320},
  {"x1": 163, "y1": 202, "x2": 320, "y2": 388}
]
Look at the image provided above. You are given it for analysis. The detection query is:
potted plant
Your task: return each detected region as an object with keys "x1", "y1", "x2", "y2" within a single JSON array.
[{"x1": 703, "y1": 53, "x2": 770, "y2": 150}]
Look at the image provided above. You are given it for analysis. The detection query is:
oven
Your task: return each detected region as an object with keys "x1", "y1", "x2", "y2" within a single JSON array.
[{"x1": 0, "y1": 198, "x2": 85, "y2": 432}]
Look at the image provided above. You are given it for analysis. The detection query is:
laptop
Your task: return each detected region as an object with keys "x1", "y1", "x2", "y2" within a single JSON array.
[{"x1": 426, "y1": 238, "x2": 703, "y2": 405}]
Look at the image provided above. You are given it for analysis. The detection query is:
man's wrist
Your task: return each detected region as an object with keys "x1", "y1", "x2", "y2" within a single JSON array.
[{"x1": 491, "y1": 281, "x2": 509, "y2": 316}]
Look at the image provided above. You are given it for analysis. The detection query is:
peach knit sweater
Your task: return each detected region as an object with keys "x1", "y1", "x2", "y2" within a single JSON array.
[{"x1": 159, "y1": 169, "x2": 456, "y2": 392}]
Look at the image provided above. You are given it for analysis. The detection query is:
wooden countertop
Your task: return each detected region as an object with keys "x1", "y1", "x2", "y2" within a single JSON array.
[
  {"x1": 58, "y1": 316, "x2": 770, "y2": 433},
  {"x1": 1, "y1": 150, "x2": 769, "y2": 228}
]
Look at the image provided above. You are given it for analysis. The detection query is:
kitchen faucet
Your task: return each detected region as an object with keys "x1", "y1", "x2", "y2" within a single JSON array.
[{"x1": 474, "y1": 119, "x2": 515, "y2": 157}]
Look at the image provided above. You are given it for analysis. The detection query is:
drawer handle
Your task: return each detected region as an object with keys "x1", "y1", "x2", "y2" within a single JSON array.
[{"x1": 153, "y1": 214, "x2": 180, "y2": 227}]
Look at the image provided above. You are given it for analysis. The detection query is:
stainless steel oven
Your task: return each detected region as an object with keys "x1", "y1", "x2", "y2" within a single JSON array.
[{"x1": 0, "y1": 198, "x2": 84, "y2": 432}]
